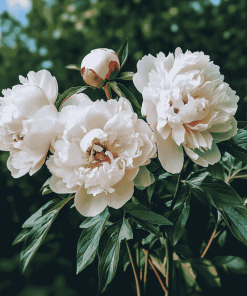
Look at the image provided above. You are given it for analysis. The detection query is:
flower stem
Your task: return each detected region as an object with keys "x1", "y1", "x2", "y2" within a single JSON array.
[
  {"x1": 103, "y1": 83, "x2": 112, "y2": 100},
  {"x1": 143, "y1": 249, "x2": 148, "y2": 294},
  {"x1": 201, "y1": 228, "x2": 217, "y2": 258},
  {"x1": 125, "y1": 240, "x2": 141, "y2": 296},
  {"x1": 142, "y1": 249, "x2": 168, "y2": 294},
  {"x1": 165, "y1": 237, "x2": 173, "y2": 296}
]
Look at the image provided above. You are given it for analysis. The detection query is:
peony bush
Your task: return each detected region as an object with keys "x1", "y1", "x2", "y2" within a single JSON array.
[{"x1": 2, "y1": 40, "x2": 247, "y2": 295}]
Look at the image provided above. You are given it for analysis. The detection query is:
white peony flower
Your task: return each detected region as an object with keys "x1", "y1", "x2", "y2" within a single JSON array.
[
  {"x1": 133, "y1": 48, "x2": 239, "y2": 174},
  {"x1": 80, "y1": 48, "x2": 120, "y2": 88},
  {"x1": 46, "y1": 97, "x2": 157, "y2": 217},
  {"x1": 0, "y1": 69, "x2": 59, "y2": 177}
]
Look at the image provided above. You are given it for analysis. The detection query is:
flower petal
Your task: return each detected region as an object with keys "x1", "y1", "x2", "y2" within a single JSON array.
[
  {"x1": 11, "y1": 86, "x2": 50, "y2": 118},
  {"x1": 156, "y1": 132, "x2": 184, "y2": 174},
  {"x1": 49, "y1": 175, "x2": 79, "y2": 194},
  {"x1": 133, "y1": 55, "x2": 156, "y2": 93},
  {"x1": 75, "y1": 185, "x2": 108, "y2": 217},
  {"x1": 106, "y1": 176, "x2": 134, "y2": 209},
  {"x1": 26, "y1": 70, "x2": 58, "y2": 104}
]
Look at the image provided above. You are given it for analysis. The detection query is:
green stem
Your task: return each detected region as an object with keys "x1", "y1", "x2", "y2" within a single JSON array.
[
  {"x1": 125, "y1": 240, "x2": 141, "y2": 296},
  {"x1": 201, "y1": 228, "x2": 217, "y2": 258},
  {"x1": 165, "y1": 236, "x2": 173, "y2": 296},
  {"x1": 143, "y1": 249, "x2": 148, "y2": 294},
  {"x1": 103, "y1": 83, "x2": 112, "y2": 100}
]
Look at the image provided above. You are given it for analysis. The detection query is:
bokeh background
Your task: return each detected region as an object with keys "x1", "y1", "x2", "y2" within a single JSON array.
[{"x1": 0, "y1": 0, "x2": 247, "y2": 295}]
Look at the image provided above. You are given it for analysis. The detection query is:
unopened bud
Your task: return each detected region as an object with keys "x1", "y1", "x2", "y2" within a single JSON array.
[{"x1": 80, "y1": 48, "x2": 120, "y2": 88}]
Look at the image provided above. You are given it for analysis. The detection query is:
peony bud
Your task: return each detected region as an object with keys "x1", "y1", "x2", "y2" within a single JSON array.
[{"x1": 80, "y1": 48, "x2": 120, "y2": 88}]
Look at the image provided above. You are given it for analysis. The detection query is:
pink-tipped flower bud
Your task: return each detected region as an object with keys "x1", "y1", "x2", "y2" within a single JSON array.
[{"x1": 80, "y1": 48, "x2": 120, "y2": 88}]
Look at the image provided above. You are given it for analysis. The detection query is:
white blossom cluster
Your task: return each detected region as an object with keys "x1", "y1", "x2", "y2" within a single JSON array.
[{"x1": 0, "y1": 47, "x2": 239, "y2": 216}]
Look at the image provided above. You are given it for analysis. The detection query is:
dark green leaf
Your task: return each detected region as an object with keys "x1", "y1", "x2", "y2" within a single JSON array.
[
  {"x1": 55, "y1": 86, "x2": 92, "y2": 111},
  {"x1": 158, "y1": 172, "x2": 173, "y2": 180},
  {"x1": 98, "y1": 218, "x2": 133, "y2": 294},
  {"x1": 147, "y1": 180, "x2": 156, "y2": 203},
  {"x1": 212, "y1": 256, "x2": 247, "y2": 274},
  {"x1": 168, "y1": 183, "x2": 191, "y2": 246},
  {"x1": 77, "y1": 208, "x2": 110, "y2": 274},
  {"x1": 187, "y1": 170, "x2": 247, "y2": 246},
  {"x1": 117, "y1": 71, "x2": 134, "y2": 80},
  {"x1": 146, "y1": 160, "x2": 160, "y2": 173},
  {"x1": 117, "y1": 39, "x2": 128, "y2": 69},
  {"x1": 108, "y1": 81, "x2": 141, "y2": 117},
  {"x1": 218, "y1": 129, "x2": 247, "y2": 162},
  {"x1": 123, "y1": 203, "x2": 173, "y2": 225},
  {"x1": 218, "y1": 230, "x2": 227, "y2": 247},
  {"x1": 22, "y1": 198, "x2": 62, "y2": 228},
  {"x1": 134, "y1": 217, "x2": 162, "y2": 237},
  {"x1": 39, "y1": 178, "x2": 50, "y2": 193},
  {"x1": 116, "y1": 83, "x2": 141, "y2": 110},
  {"x1": 190, "y1": 258, "x2": 221, "y2": 287},
  {"x1": 12, "y1": 229, "x2": 30, "y2": 245},
  {"x1": 20, "y1": 209, "x2": 58, "y2": 273}
]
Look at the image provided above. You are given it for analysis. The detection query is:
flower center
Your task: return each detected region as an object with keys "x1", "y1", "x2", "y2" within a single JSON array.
[
  {"x1": 13, "y1": 134, "x2": 24, "y2": 142},
  {"x1": 86, "y1": 141, "x2": 119, "y2": 169}
]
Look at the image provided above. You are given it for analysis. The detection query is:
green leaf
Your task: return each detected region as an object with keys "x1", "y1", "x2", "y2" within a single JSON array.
[
  {"x1": 39, "y1": 178, "x2": 50, "y2": 193},
  {"x1": 117, "y1": 71, "x2": 134, "y2": 80},
  {"x1": 218, "y1": 129, "x2": 247, "y2": 163},
  {"x1": 190, "y1": 258, "x2": 221, "y2": 287},
  {"x1": 147, "y1": 180, "x2": 156, "y2": 203},
  {"x1": 20, "y1": 209, "x2": 59, "y2": 273},
  {"x1": 123, "y1": 203, "x2": 173, "y2": 225},
  {"x1": 55, "y1": 86, "x2": 92, "y2": 111},
  {"x1": 187, "y1": 170, "x2": 247, "y2": 246},
  {"x1": 218, "y1": 230, "x2": 227, "y2": 247},
  {"x1": 19, "y1": 196, "x2": 74, "y2": 273},
  {"x1": 108, "y1": 81, "x2": 141, "y2": 116},
  {"x1": 168, "y1": 183, "x2": 191, "y2": 246},
  {"x1": 116, "y1": 83, "x2": 141, "y2": 110},
  {"x1": 212, "y1": 256, "x2": 247, "y2": 274},
  {"x1": 117, "y1": 39, "x2": 128, "y2": 69},
  {"x1": 22, "y1": 198, "x2": 62, "y2": 228},
  {"x1": 133, "y1": 217, "x2": 162, "y2": 237},
  {"x1": 12, "y1": 229, "x2": 30, "y2": 245},
  {"x1": 77, "y1": 208, "x2": 110, "y2": 274},
  {"x1": 98, "y1": 218, "x2": 133, "y2": 294}
]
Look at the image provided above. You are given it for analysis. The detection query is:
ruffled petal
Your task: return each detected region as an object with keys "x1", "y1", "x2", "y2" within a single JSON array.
[{"x1": 49, "y1": 175, "x2": 79, "y2": 193}]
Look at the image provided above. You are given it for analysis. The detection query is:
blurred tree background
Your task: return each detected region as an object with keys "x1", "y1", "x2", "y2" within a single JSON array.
[{"x1": 0, "y1": 0, "x2": 247, "y2": 295}]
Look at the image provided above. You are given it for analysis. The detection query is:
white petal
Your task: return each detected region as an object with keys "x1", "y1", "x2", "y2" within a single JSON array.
[
  {"x1": 80, "y1": 129, "x2": 107, "y2": 152},
  {"x1": 59, "y1": 93, "x2": 92, "y2": 110},
  {"x1": 49, "y1": 175, "x2": 79, "y2": 193},
  {"x1": 210, "y1": 117, "x2": 237, "y2": 143},
  {"x1": 7, "y1": 155, "x2": 29, "y2": 178},
  {"x1": 106, "y1": 176, "x2": 134, "y2": 209},
  {"x1": 156, "y1": 132, "x2": 184, "y2": 174},
  {"x1": 171, "y1": 123, "x2": 185, "y2": 145},
  {"x1": 75, "y1": 185, "x2": 108, "y2": 217},
  {"x1": 26, "y1": 70, "x2": 58, "y2": 104},
  {"x1": 12, "y1": 86, "x2": 50, "y2": 118},
  {"x1": 133, "y1": 55, "x2": 156, "y2": 93},
  {"x1": 29, "y1": 154, "x2": 46, "y2": 176},
  {"x1": 125, "y1": 167, "x2": 139, "y2": 181}
]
